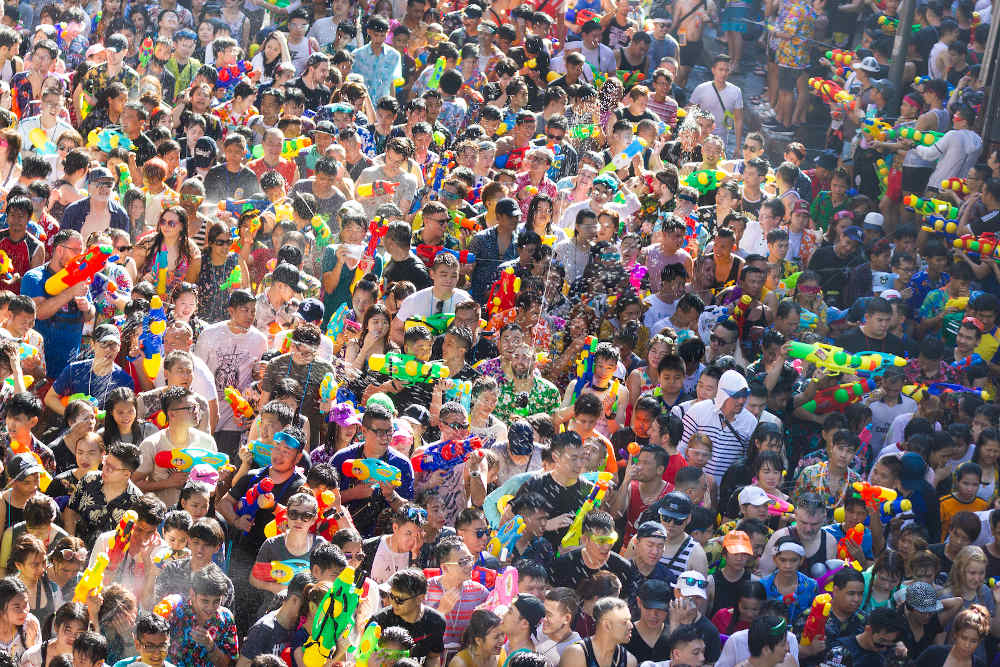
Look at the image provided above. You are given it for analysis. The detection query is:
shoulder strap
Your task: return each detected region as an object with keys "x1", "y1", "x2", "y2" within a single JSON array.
[
  {"x1": 711, "y1": 82, "x2": 728, "y2": 114},
  {"x1": 676, "y1": 0, "x2": 707, "y2": 29},
  {"x1": 664, "y1": 536, "x2": 691, "y2": 572}
]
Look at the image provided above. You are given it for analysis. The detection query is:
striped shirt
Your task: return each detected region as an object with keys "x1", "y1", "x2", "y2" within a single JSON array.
[
  {"x1": 424, "y1": 577, "x2": 490, "y2": 646},
  {"x1": 679, "y1": 399, "x2": 758, "y2": 483}
]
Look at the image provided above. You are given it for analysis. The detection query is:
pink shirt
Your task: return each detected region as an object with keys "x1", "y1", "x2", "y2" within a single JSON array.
[{"x1": 424, "y1": 576, "x2": 490, "y2": 646}]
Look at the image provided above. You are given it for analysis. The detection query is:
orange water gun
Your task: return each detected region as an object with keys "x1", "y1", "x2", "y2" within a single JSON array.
[
  {"x1": 836, "y1": 523, "x2": 865, "y2": 560},
  {"x1": 224, "y1": 386, "x2": 254, "y2": 420}
]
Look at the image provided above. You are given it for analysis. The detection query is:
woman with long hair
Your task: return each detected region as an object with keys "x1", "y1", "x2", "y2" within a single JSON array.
[
  {"x1": 450, "y1": 609, "x2": 505, "y2": 667},
  {"x1": 44, "y1": 537, "x2": 87, "y2": 603},
  {"x1": 46, "y1": 400, "x2": 98, "y2": 475},
  {"x1": 19, "y1": 601, "x2": 88, "y2": 667},
  {"x1": 251, "y1": 31, "x2": 292, "y2": 87},
  {"x1": 710, "y1": 580, "x2": 766, "y2": 635},
  {"x1": 170, "y1": 282, "x2": 208, "y2": 342},
  {"x1": 196, "y1": 221, "x2": 248, "y2": 323},
  {"x1": 251, "y1": 493, "x2": 327, "y2": 597},
  {"x1": 972, "y1": 428, "x2": 1000, "y2": 503},
  {"x1": 7, "y1": 535, "x2": 60, "y2": 631},
  {"x1": 132, "y1": 206, "x2": 201, "y2": 299},
  {"x1": 98, "y1": 387, "x2": 156, "y2": 447},
  {"x1": 916, "y1": 604, "x2": 991, "y2": 667},
  {"x1": 345, "y1": 303, "x2": 394, "y2": 370},
  {"x1": 79, "y1": 81, "x2": 127, "y2": 138},
  {"x1": 943, "y1": 546, "x2": 996, "y2": 619},
  {"x1": 718, "y1": 422, "x2": 787, "y2": 520},
  {"x1": 469, "y1": 377, "x2": 508, "y2": 451},
  {"x1": 0, "y1": 129, "x2": 21, "y2": 191},
  {"x1": 626, "y1": 334, "x2": 674, "y2": 413},
  {"x1": 0, "y1": 576, "x2": 40, "y2": 661}
]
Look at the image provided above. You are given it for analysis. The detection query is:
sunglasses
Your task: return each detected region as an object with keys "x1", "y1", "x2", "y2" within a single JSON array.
[
  {"x1": 444, "y1": 556, "x2": 476, "y2": 567},
  {"x1": 444, "y1": 421, "x2": 470, "y2": 430},
  {"x1": 211, "y1": 238, "x2": 229, "y2": 246},
  {"x1": 466, "y1": 527, "x2": 490, "y2": 538},
  {"x1": 441, "y1": 190, "x2": 462, "y2": 200},
  {"x1": 388, "y1": 592, "x2": 417, "y2": 604},
  {"x1": 660, "y1": 514, "x2": 687, "y2": 524},
  {"x1": 59, "y1": 548, "x2": 88, "y2": 562},
  {"x1": 288, "y1": 509, "x2": 317, "y2": 521},
  {"x1": 181, "y1": 193, "x2": 203, "y2": 202},
  {"x1": 722, "y1": 387, "x2": 750, "y2": 399},
  {"x1": 589, "y1": 532, "x2": 618, "y2": 545},
  {"x1": 116, "y1": 244, "x2": 133, "y2": 252},
  {"x1": 161, "y1": 218, "x2": 182, "y2": 228},
  {"x1": 680, "y1": 576, "x2": 708, "y2": 589},
  {"x1": 342, "y1": 551, "x2": 362, "y2": 561}
]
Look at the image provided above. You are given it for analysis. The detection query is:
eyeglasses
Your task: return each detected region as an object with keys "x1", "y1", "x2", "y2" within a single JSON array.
[
  {"x1": 444, "y1": 556, "x2": 475, "y2": 567},
  {"x1": 103, "y1": 460, "x2": 128, "y2": 474},
  {"x1": 589, "y1": 532, "x2": 618, "y2": 545},
  {"x1": 389, "y1": 592, "x2": 417, "y2": 604},
  {"x1": 181, "y1": 193, "x2": 203, "y2": 202},
  {"x1": 168, "y1": 405, "x2": 195, "y2": 414},
  {"x1": 367, "y1": 427, "x2": 393, "y2": 439},
  {"x1": 660, "y1": 515, "x2": 686, "y2": 524},
  {"x1": 444, "y1": 421, "x2": 469, "y2": 430},
  {"x1": 288, "y1": 509, "x2": 317, "y2": 521},
  {"x1": 342, "y1": 551, "x2": 362, "y2": 561},
  {"x1": 59, "y1": 548, "x2": 88, "y2": 562},
  {"x1": 211, "y1": 238, "x2": 229, "y2": 246},
  {"x1": 161, "y1": 218, "x2": 182, "y2": 228},
  {"x1": 93, "y1": 181, "x2": 114, "y2": 190},
  {"x1": 722, "y1": 387, "x2": 750, "y2": 400},
  {"x1": 680, "y1": 576, "x2": 708, "y2": 589},
  {"x1": 710, "y1": 335, "x2": 735, "y2": 345},
  {"x1": 140, "y1": 642, "x2": 169, "y2": 653}
]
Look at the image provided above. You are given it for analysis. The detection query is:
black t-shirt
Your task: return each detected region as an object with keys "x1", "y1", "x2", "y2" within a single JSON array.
[
  {"x1": 806, "y1": 246, "x2": 864, "y2": 308},
  {"x1": 287, "y1": 77, "x2": 332, "y2": 110},
  {"x1": 970, "y1": 209, "x2": 999, "y2": 236},
  {"x1": 132, "y1": 132, "x2": 158, "y2": 167},
  {"x1": 370, "y1": 606, "x2": 447, "y2": 658},
  {"x1": 830, "y1": 635, "x2": 889, "y2": 667},
  {"x1": 615, "y1": 108, "x2": 658, "y2": 125},
  {"x1": 431, "y1": 334, "x2": 498, "y2": 366},
  {"x1": 916, "y1": 645, "x2": 984, "y2": 667},
  {"x1": 550, "y1": 549, "x2": 638, "y2": 596},
  {"x1": 624, "y1": 626, "x2": 671, "y2": 663},
  {"x1": 204, "y1": 164, "x2": 262, "y2": 202},
  {"x1": 833, "y1": 329, "x2": 906, "y2": 357},
  {"x1": 517, "y1": 473, "x2": 594, "y2": 550},
  {"x1": 227, "y1": 467, "x2": 307, "y2": 554},
  {"x1": 901, "y1": 609, "x2": 943, "y2": 659},
  {"x1": 383, "y1": 255, "x2": 432, "y2": 290}
]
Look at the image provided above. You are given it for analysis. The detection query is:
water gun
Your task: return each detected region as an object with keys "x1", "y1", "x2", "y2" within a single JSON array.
[
  {"x1": 356, "y1": 180, "x2": 399, "y2": 198},
  {"x1": 875, "y1": 159, "x2": 889, "y2": 192},
  {"x1": 319, "y1": 372, "x2": 338, "y2": 411},
  {"x1": 17, "y1": 342, "x2": 38, "y2": 360},
  {"x1": 54, "y1": 22, "x2": 82, "y2": 49},
  {"x1": 324, "y1": 304, "x2": 351, "y2": 343},
  {"x1": 363, "y1": 216, "x2": 389, "y2": 264},
  {"x1": 107, "y1": 510, "x2": 138, "y2": 571},
  {"x1": 341, "y1": 458, "x2": 403, "y2": 486},
  {"x1": 685, "y1": 169, "x2": 728, "y2": 194},
  {"x1": 422, "y1": 566, "x2": 498, "y2": 589},
  {"x1": 153, "y1": 594, "x2": 182, "y2": 619},
  {"x1": 766, "y1": 492, "x2": 794, "y2": 516},
  {"x1": 415, "y1": 244, "x2": 476, "y2": 267},
  {"x1": 836, "y1": 523, "x2": 865, "y2": 560},
  {"x1": 219, "y1": 198, "x2": 271, "y2": 216},
  {"x1": 616, "y1": 70, "x2": 645, "y2": 88},
  {"x1": 148, "y1": 409, "x2": 168, "y2": 429},
  {"x1": 825, "y1": 49, "x2": 856, "y2": 68},
  {"x1": 728, "y1": 294, "x2": 752, "y2": 337},
  {"x1": 220, "y1": 266, "x2": 242, "y2": 290},
  {"x1": 138, "y1": 37, "x2": 154, "y2": 69},
  {"x1": 941, "y1": 178, "x2": 970, "y2": 194},
  {"x1": 150, "y1": 248, "x2": 168, "y2": 297},
  {"x1": 801, "y1": 593, "x2": 832, "y2": 646},
  {"x1": 861, "y1": 118, "x2": 893, "y2": 142},
  {"x1": 404, "y1": 313, "x2": 455, "y2": 335},
  {"x1": 851, "y1": 481, "x2": 896, "y2": 507},
  {"x1": 921, "y1": 216, "x2": 960, "y2": 237},
  {"x1": 44, "y1": 244, "x2": 115, "y2": 295},
  {"x1": 153, "y1": 448, "x2": 230, "y2": 471},
  {"x1": 411, "y1": 436, "x2": 484, "y2": 474},
  {"x1": 807, "y1": 77, "x2": 857, "y2": 110},
  {"x1": 427, "y1": 57, "x2": 446, "y2": 90},
  {"x1": 588, "y1": 64, "x2": 608, "y2": 88},
  {"x1": 877, "y1": 15, "x2": 920, "y2": 33},
  {"x1": 72, "y1": 552, "x2": 108, "y2": 603},
  {"x1": 786, "y1": 341, "x2": 888, "y2": 375},
  {"x1": 913, "y1": 75, "x2": 955, "y2": 94},
  {"x1": 953, "y1": 233, "x2": 1000, "y2": 261},
  {"x1": 855, "y1": 350, "x2": 908, "y2": 371},
  {"x1": 812, "y1": 560, "x2": 863, "y2": 592},
  {"x1": 115, "y1": 162, "x2": 134, "y2": 203},
  {"x1": 247, "y1": 440, "x2": 273, "y2": 467},
  {"x1": 903, "y1": 194, "x2": 959, "y2": 220},
  {"x1": 301, "y1": 568, "x2": 361, "y2": 667},
  {"x1": 487, "y1": 515, "x2": 525, "y2": 558},
  {"x1": 281, "y1": 136, "x2": 310, "y2": 158},
  {"x1": 262, "y1": 0, "x2": 291, "y2": 6},
  {"x1": 892, "y1": 126, "x2": 943, "y2": 146},
  {"x1": 368, "y1": 352, "x2": 450, "y2": 383},
  {"x1": 561, "y1": 475, "x2": 611, "y2": 550},
  {"x1": 572, "y1": 335, "x2": 600, "y2": 402},
  {"x1": 87, "y1": 128, "x2": 133, "y2": 152},
  {"x1": 834, "y1": 497, "x2": 912, "y2": 525},
  {"x1": 946, "y1": 296, "x2": 969, "y2": 311},
  {"x1": 444, "y1": 378, "x2": 473, "y2": 412},
  {"x1": 235, "y1": 477, "x2": 276, "y2": 528},
  {"x1": 903, "y1": 382, "x2": 991, "y2": 402},
  {"x1": 139, "y1": 295, "x2": 166, "y2": 378},
  {"x1": 486, "y1": 266, "x2": 521, "y2": 316},
  {"x1": 251, "y1": 558, "x2": 311, "y2": 583},
  {"x1": 216, "y1": 60, "x2": 254, "y2": 88},
  {"x1": 353, "y1": 622, "x2": 382, "y2": 667},
  {"x1": 952, "y1": 353, "x2": 984, "y2": 370},
  {"x1": 571, "y1": 124, "x2": 601, "y2": 140},
  {"x1": 224, "y1": 386, "x2": 254, "y2": 420},
  {"x1": 453, "y1": 212, "x2": 481, "y2": 233},
  {"x1": 59, "y1": 393, "x2": 99, "y2": 409},
  {"x1": 311, "y1": 216, "x2": 332, "y2": 249},
  {"x1": 600, "y1": 136, "x2": 646, "y2": 174},
  {"x1": 801, "y1": 378, "x2": 876, "y2": 414}
]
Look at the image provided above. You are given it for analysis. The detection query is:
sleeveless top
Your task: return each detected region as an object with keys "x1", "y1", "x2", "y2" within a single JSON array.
[
  {"x1": 581, "y1": 637, "x2": 629, "y2": 667},
  {"x1": 790, "y1": 526, "x2": 830, "y2": 576},
  {"x1": 904, "y1": 108, "x2": 951, "y2": 169},
  {"x1": 710, "y1": 569, "x2": 751, "y2": 618},
  {"x1": 5, "y1": 498, "x2": 24, "y2": 531},
  {"x1": 616, "y1": 46, "x2": 648, "y2": 76},
  {"x1": 661, "y1": 536, "x2": 695, "y2": 585},
  {"x1": 624, "y1": 481, "x2": 670, "y2": 544}
]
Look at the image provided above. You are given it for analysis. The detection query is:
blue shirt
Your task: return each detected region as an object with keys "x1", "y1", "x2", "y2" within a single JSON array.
[
  {"x1": 21, "y1": 264, "x2": 94, "y2": 375},
  {"x1": 52, "y1": 360, "x2": 134, "y2": 406},
  {"x1": 468, "y1": 226, "x2": 518, "y2": 302},
  {"x1": 59, "y1": 197, "x2": 130, "y2": 235},
  {"x1": 761, "y1": 570, "x2": 817, "y2": 623},
  {"x1": 351, "y1": 43, "x2": 402, "y2": 101},
  {"x1": 330, "y1": 442, "x2": 415, "y2": 537}
]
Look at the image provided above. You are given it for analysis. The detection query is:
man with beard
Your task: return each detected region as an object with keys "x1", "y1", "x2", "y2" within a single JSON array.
[
  {"x1": 493, "y1": 343, "x2": 560, "y2": 424},
  {"x1": 558, "y1": 597, "x2": 637, "y2": 667}
]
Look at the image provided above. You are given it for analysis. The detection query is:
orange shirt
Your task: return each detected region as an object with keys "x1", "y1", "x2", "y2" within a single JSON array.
[{"x1": 247, "y1": 157, "x2": 297, "y2": 190}]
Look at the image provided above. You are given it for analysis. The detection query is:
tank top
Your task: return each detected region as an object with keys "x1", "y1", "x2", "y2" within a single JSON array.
[
  {"x1": 790, "y1": 526, "x2": 829, "y2": 576},
  {"x1": 709, "y1": 569, "x2": 750, "y2": 618},
  {"x1": 616, "y1": 47, "x2": 648, "y2": 77},
  {"x1": 903, "y1": 108, "x2": 951, "y2": 168},
  {"x1": 5, "y1": 499, "x2": 24, "y2": 531},
  {"x1": 580, "y1": 637, "x2": 629, "y2": 667},
  {"x1": 660, "y1": 536, "x2": 694, "y2": 585},
  {"x1": 624, "y1": 481, "x2": 670, "y2": 544}
]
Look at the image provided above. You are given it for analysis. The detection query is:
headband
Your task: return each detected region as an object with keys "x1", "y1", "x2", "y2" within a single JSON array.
[
  {"x1": 776, "y1": 542, "x2": 806, "y2": 557},
  {"x1": 903, "y1": 95, "x2": 921, "y2": 110}
]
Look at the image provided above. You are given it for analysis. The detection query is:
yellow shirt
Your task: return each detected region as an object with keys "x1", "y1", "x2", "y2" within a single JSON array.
[
  {"x1": 975, "y1": 326, "x2": 999, "y2": 366},
  {"x1": 939, "y1": 493, "x2": 988, "y2": 541}
]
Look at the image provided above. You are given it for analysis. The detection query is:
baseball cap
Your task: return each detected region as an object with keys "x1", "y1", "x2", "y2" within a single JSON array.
[
  {"x1": 86, "y1": 167, "x2": 115, "y2": 185},
  {"x1": 737, "y1": 485, "x2": 770, "y2": 506},
  {"x1": 864, "y1": 212, "x2": 885, "y2": 229},
  {"x1": 272, "y1": 262, "x2": 306, "y2": 293},
  {"x1": 852, "y1": 56, "x2": 881, "y2": 73},
  {"x1": 313, "y1": 120, "x2": 337, "y2": 137},
  {"x1": 906, "y1": 582, "x2": 943, "y2": 613},
  {"x1": 401, "y1": 404, "x2": 431, "y2": 428},
  {"x1": 105, "y1": 34, "x2": 129, "y2": 54},
  {"x1": 297, "y1": 298, "x2": 324, "y2": 324},
  {"x1": 86, "y1": 44, "x2": 106, "y2": 59},
  {"x1": 723, "y1": 530, "x2": 754, "y2": 556},
  {"x1": 512, "y1": 594, "x2": 545, "y2": 631},
  {"x1": 192, "y1": 136, "x2": 218, "y2": 170},
  {"x1": 673, "y1": 570, "x2": 709, "y2": 599},
  {"x1": 93, "y1": 323, "x2": 122, "y2": 345},
  {"x1": 495, "y1": 197, "x2": 522, "y2": 219},
  {"x1": 843, "y1": 226, "x2": 864, "y2": 243},
  {"x1": 7, "y1": 453, "x2": 45, "y2": 482},
  {"x1": 658, "y1": 492, "x2": 692, "y2": 520},
  {"x1": 477, "y1": 20, "x2": 497, "y2": 34},
  {"x1": 814, "y1": 151, "x2": 838, "y2": 170},
  {"x1": 637, "y1": 580, "x2": 671, "y2": 609},
  {"x1": 227, "y1": 288, "x2": 256, "y2": 308},
  {"x1": 464, "y1": 4, "x2": 483, "y2": 19},
  {"x1": 636, "y1": 521, "x2": 667, "y2": 540}
]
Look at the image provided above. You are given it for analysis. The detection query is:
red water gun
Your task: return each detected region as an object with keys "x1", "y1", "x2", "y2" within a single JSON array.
[
  {"x1": 800, "y1": 593, "x2": 831, "y2": 646},
  {"x1": 415, "y1": 244, "x2": 476, "y2": 267},
  {"x1": 107, "y1": 510, "x2": 138, "y2": 571},
  {"x1": 486, "y1": 266, "x2": 521, "y2": 316},
  {"x1": 851, "y1": 481, "x2": 896, "y2": 509},
  {"x1": 411, "y1": 436, "x2": 484, "y2": 474},
  {"x1": 224, "y1": 387, "x2": 254, "y2": 421},
  {"x1": 43, "y1": 244, "x2": 115, "y2": 295},
  {"x1": 728, "y1": 294, "x2": 752, "y2": 337},
  {"x1": 801, "y1": 378, "x2": 876, "y2": 414},
  {"x1": 364, "y1": 217, "x2": 389, "y2": 260},
  {"x1": 357, "y1": 180, "x2": 399, "y2": 197},
  {"x1": 217, "y1": 60, "x2": 254, "y2": 87},
  {"x1": 836, "y1": 523, "x2": 865, "y2": 560}
]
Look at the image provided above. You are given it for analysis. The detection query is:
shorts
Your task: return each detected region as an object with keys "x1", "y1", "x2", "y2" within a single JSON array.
[
  {"x1": 679, "y1": 39, "x2": 705, "y2": 68},
  {"x1": 902, "y1": 165, "x2": 934, "y2": 194},
  {"x1": 720, "y1": 4, "x2": 748, "y2": 32},
  {"x1": 778, "y1": 66, "x2": 804, "y2": 89}
]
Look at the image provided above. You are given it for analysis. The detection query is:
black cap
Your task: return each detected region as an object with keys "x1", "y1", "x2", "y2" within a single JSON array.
[
  {"x1": 512, "y1": 594, "x2": 545, "y2": 630},
  {"x1": 297, "y1": 298, "x2": 324, "y2": 324},
  {"x1": 401, "y1": 404, "x2": 431, "y2": 428},
  {"x1": 228, "y1": 288, "x2": 255, "y2": 308},
  {"x1": 658, "y1": 492, "x2": 692, "y2": 520},
  {"x1": 637, "y1": 580, "x2": 671, "y2": 610},
  {"x1": 192, "y1": 136, "x2": 218, "y2": 169},
  {"x1": 464, "y1": 4, "x2": 483, "y2": 18},
  {"x1": 814, "y1": 151, "x2": 838, "y2": 170},
  {"x1": 636, "y1": 521, "x2": 667, "y2": 540},
  {"x1": 495, "y1": 197, "x2": 522, "y2": 219},
  {"x1": 272, "y1": 262, "x2": 306, "y2": 293},
  {"x1": 86, "y1": 167, "x2": 115, "y2": 184},
  {"x1": 313, "y1": 120, "x2": 337, "y2": 137},
  {"x1": 7, "y1": 453, "x2": 45, "y2": 482},
  {"x1": 105, "y1": 34, "x2": 129, "y2": 53}
]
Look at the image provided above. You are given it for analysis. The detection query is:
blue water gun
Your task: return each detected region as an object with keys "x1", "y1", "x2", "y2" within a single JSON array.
[{"x1": 325, "y1": 302, "x2": 350, "y2": 340}]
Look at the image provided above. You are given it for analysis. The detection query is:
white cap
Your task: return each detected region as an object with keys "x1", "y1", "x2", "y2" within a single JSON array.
[
  {"x1": 738, "y1": 485, "x2": 771, "y2": 506},
  {"x1": 672, "y1": 570, "x2": 709, "y2": 599},
  {"x1": 881, "y1": 289, "x2": 902, "y2": 301},
  {"x1": 864, "y1": 212, "x2": 884, "y2": 228}
]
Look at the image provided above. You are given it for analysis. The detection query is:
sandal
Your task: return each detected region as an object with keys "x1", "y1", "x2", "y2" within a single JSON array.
[{"x1": 754, "y1": 65, "x2": 766, "y2": 75}]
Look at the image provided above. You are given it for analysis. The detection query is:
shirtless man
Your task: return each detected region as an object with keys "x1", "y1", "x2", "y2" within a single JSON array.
[{"x1": 672, "y1": 0, "x2": 710, "y2": 88}]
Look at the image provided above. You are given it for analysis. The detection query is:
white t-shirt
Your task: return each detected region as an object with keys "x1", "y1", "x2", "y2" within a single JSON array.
[
  {"x1": 868, "y1": 396, "x2": 918, "y2": 455},
  {"x1": 394, "y1": 286, "x2": 473, "y2": 323},
  {"x1": 739, "y1": 219, "x2": 768, "y2": 256},
  {"x1": 154, "y1": 351, "x2": 219, "y2": 403},
  {"x1": 370, "y1": 535, "x2": 413, "y2": 584},
  {"x1": 928, "y1": 41, "x2": 948, "y2": 79},
  {"x1": 560, "y1": 41, "x2": 617, "y2": 76},
  {"x1": 688, "y1": 80, "x2": 743, "y2": 137},
  {"x1": 136, "y1": 428, "x2": 219, "y2": 507},
  {"x1": 714, "y1": 629, "x2": 799, "y2": 667},
  {"x1": 193, "y1": 321, "x2": 268, "y2": 432},
  {"x1": 643, "y1": 294, "x2": 677, "y2": 329}
]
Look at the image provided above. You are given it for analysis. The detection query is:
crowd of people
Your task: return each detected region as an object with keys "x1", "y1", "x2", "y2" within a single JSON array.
[{"x1": 0, "y1": 0, "x2": 991, "y2": 667}]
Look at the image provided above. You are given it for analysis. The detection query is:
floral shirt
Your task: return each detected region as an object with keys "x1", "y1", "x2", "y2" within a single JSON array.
[
  {"x1": 907, "y1": 270, "x2": 949, "y2": 317},
  {"x1": 438, "y1": 97, "x2": 469, "y2": 138},
  {"x1": 165, "y1": 598, "x2": 239, "y2": 667},
  {"x1": 903, "y1": 357, "x2": 962, "y2": 386},
  {"x1": 771, "y1": 0, "x2": 820, "y2": 69},
  {"x1": 476, "y1": 356, "x2": 506, "y2": 382},
  {"x1": 809, "y1": 191, "x2": 850, "y2": 233},
  {"x1": 351, "y1": 44, "x2": 403, "y2": 102},
  {"x1": 81, "y1": 64, "x2": 141, "y2": 102},
  {"x1": 494, "y1": 375, "x2": 560, "y2": 424},
  {"x1": 761, "y1": 570, "x2": 817, "y2": 623},
  {"x1": 794, "y1": 461, "x2": 863, "y2": 511},
  {"x1": 66, "y1": 471, "x2": 144, "y2": 549},
  {"x1": 212, "y1": 100, "x2": 259, "y2": 136}
]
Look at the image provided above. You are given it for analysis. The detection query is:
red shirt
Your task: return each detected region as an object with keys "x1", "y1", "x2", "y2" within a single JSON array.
[
  {"x1": 0, "y1": 233, "x2": 41, "y2": 293},
  {"x1": 247, "y1": 157, "x2": 297, "y2": 190}
]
